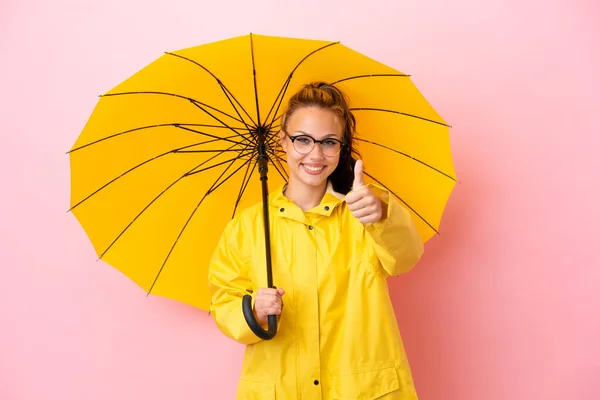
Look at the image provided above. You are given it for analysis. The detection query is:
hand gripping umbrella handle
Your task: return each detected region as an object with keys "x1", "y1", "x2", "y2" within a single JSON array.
[
  {"x1": 242, "y1": 294, "x2": 278, "y2": 340},
  {"x1": 241, "y1": 131, "x2": 278, "y2": 340}
]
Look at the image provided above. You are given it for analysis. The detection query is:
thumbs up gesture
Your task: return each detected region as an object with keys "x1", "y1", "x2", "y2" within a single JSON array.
[{"x1": 346, "y1": 160, "x2": 384, "y2": 224}]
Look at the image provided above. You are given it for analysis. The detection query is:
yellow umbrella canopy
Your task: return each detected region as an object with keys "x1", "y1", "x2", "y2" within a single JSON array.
[{"x1": 69, "y1": 33, "x2": 456, "y2": 315}]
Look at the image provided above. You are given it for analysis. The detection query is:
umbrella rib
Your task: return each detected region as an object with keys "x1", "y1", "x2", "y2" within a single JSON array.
[
  {"x1": 265, "y1": 147, "x2": 288, "y2": 174},
  {"x1": 190, "y1": 101, "x2": 257, "y2": 145},
  {"x1": 69, "y1": 137, "x2": 242, "y2": 211},
  {"x1": 204, "y1": 150, "x2": 257, "y2": 194},
  {"x1": 264, "y1": 130, "x2": 285, "y2": 158},
  {"x1": 219, "y1": 86, "x2": 255, "y2": 132},
  {"x1": 266, "y1": 130, "x2": 281, "y2": 147},
  {"x1": 351, "y1": 107, "x2": 450, "y2": 127},
  {"x1": 263, "y1": 41, "x2": 340, "y2": 127},
  {"x1": 96, "y1": 143, "x2": 249, "y2": 259},
  {"x1": 266, "y1": 152, "x2": 289, "y2": 181},
  {"x1": 363, "y1": 171, "x2": 439, "y2": 235},
  {"x1": 175, "y1": 125, "x2": 252, "y2": 146},
  {"x1": 102, "y1": 91, "x2": 246, "y2": 126},
  {"x1": 68, "y1": 123, "x2": 249, "y2": 153},
  {"x1": 165, "y1": 52, "x2": 257, "y2": 127},
  {"x1": 250, "y1": 33, "x2": 262, "y2": 126},
  {"x1": 264, "y1": 114, "x2": 283, "y2": 133},
  {"x1": 270, "y1": 148, "x2": 286, "y2": 156},
  {"x1": 184, "y1": 150, "x2": 254, "y2": 176},
  {"x1": 174, "y1": 149, "x2": 246, "y2": 153},
  {"x1": 330, "y1": 73, "x2": 409, "y2": 85},
  {"x1": 356, "y1": 138, "x2": 456, "y2": 181},
  {"x1": 148, "y1": 147, "x2": 258, "y2": 294},
  {"x1": 263, "y1": 77, "x2": 291, "y2": 132},
  {"x1": 231, "y1": 153, "x2": 259, "y2": 219}
]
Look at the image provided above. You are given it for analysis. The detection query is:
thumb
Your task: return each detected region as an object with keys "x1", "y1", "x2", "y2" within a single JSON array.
[
  {"x1": 353, "y1": 159, "x2": 366, "y2": 190},
  {"x1": 277, "y1": 288, "x2": 285, "y2": 296}
]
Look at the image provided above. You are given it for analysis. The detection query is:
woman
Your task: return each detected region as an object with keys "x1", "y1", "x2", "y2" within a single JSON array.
[{"x1": 208, "y1": 82, "x2": 424, "y2": 399}]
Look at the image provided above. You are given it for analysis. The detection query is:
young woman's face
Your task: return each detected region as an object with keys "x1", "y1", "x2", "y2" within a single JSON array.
[{"x1": 280, "y1": 106, "x2": 343, "y2": 191}]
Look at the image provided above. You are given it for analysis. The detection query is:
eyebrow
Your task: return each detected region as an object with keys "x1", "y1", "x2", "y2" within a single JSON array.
[{"x1": 294, "y1": 130, "x2": 340, "y2": 139}]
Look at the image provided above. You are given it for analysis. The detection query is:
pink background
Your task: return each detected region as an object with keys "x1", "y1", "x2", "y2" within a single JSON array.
[{"x1": 1, "y1": 0, "x2": 599, "y2": 399}]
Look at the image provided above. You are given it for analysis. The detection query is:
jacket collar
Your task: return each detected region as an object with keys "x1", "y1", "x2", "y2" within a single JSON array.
[{"x1": 269, "y1": 181, "x2": 345, "y2": 219}]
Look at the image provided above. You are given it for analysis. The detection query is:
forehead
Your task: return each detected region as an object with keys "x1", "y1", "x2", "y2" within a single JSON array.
[{"x1": 286, "y1": 107, "x2": 342, "y2": 138}]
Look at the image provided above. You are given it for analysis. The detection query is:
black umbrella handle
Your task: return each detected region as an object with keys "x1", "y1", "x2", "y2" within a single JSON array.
[
  {"x1": 242, "y1": 294, "x2": 277, "y2": 340},
  {"x1": 240, "y1": 129, "x2": 278, "y2": 340}
]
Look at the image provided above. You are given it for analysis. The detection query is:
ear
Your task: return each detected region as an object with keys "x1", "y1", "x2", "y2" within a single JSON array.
[{"x1": 279, "y1": 129, "x2": 288, "y2": 152}]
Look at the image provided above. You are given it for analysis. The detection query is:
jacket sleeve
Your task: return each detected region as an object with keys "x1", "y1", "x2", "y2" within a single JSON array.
[
  {"x1": 363, "y1": 184, "x2": 424, "y2": 277},
  {"x1": 208, "y1": 215, "x2": 262, "y2": 345}
]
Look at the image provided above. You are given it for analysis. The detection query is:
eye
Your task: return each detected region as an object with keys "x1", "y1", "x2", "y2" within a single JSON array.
[
  {"x1": 295, "y1": 136, "x2": 312, "y2": 145},
  {"x1": 322, "y1": 139, "x2": 338, "y2": 147}
]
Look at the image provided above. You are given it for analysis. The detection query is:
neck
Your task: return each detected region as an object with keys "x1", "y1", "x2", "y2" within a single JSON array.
[{"x1": 284, "y1": 179, "x2": 327, "y2": 212}]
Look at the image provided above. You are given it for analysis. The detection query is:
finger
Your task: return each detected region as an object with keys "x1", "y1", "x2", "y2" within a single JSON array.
[
  {"x1": 277, "y1": 288, "x2": 285, "y2": 296},
  {"x1": 352, "y1": 207, "x2": 374, "y2": 219},
  {"x1": 359, "y1": 206, "x2": 383, "y2": 223},
  {"x1": 346, "y1": 187, "x2": 366, "y2": 206},
  {"x1": 345, "y1": 190, "x2": 359, "y2": 206},
  {"x1": 258, "y1": 298, "x2": 281, "y2": 307},
  {"x1": 257, "y1": 288, "x2": 279, "y2": 296},
  {"x1": 261, "y1": 307, "x2": 282, "y2": 316},
  {"x1": 352, "y1": 160, "x2": 366, "y2": 190},
  {"x1": 256, "y1": 295, "x2": 281, "y2": 307},
  {"x1": 347, "y1": 196, "x2": 373, "y2": 212}
]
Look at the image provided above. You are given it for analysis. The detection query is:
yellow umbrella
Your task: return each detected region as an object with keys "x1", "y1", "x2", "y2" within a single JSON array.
[{"x1": 69, "y1": 33, "x2": 456, "y2": 338}]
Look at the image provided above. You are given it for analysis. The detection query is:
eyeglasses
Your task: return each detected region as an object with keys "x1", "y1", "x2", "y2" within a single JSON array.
[{"x1": 285, "y1": 133, "x2": 346, "y2": 157}]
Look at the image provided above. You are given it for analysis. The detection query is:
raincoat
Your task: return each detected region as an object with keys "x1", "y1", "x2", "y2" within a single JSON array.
[{"x1": 208, "y1": 182, "x2": 424, "y2": 400}]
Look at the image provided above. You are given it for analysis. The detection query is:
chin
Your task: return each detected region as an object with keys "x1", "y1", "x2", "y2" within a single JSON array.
[
  {"x1": 298, "y1": 171, "x2": 331, "y2": 188},
  {"x1": 301, "y1": 177, "x2": 328, "y2": 188}
]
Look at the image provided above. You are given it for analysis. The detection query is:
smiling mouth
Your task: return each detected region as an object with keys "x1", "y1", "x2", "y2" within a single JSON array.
[{"x1": 302, "y1": 164, "x2": 325, "y2": 173}]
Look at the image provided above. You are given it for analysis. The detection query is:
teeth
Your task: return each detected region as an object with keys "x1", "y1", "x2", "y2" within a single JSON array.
[{"x1": 303, "y1": 165, "x2": 324, "y2": 172}]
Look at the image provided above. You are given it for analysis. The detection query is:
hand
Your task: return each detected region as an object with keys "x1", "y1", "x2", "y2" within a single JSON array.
[
  {"x1": 346, "y1": 160, "x2": 383, "y2": 224},
  {"x1": 253, "y1": 287, "x2": 285, "y2": 325}
]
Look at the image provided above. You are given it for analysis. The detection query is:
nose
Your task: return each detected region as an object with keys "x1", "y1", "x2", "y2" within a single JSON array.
[{"x1": 307, "y1": 142, "x2": 325, "y2": 159}]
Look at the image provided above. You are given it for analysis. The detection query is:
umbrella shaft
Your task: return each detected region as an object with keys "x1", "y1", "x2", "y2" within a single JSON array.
[
  {"x1": 262, "y1": 176, "x2": 273, "y2": 288},
  {"x1": 257, "y1": 132, "x2": 273, "y2": 288},
  {"x1": 239, "y1": 129, "x2": 278, "y2": 340}
]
